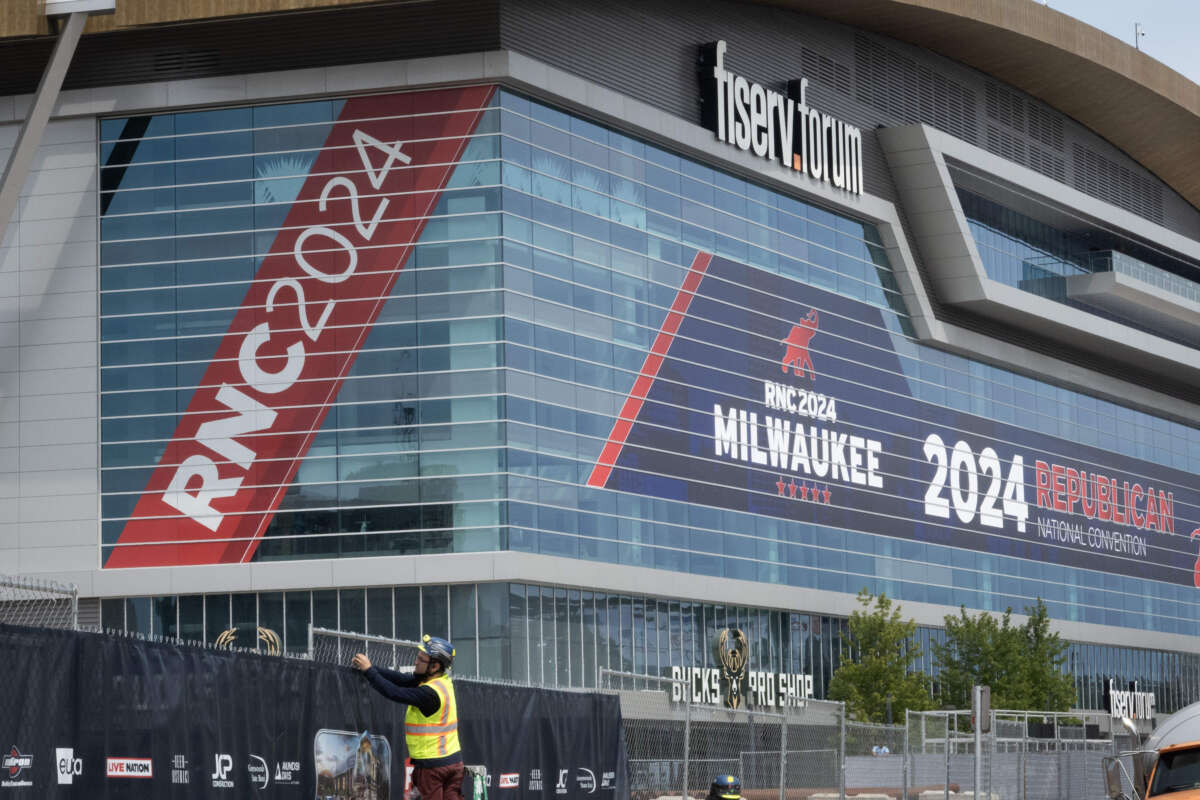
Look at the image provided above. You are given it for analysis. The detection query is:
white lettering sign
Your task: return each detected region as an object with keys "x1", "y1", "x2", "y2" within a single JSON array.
[{"x1": 702, "y1": 41, "x2": 864, "y2": 195}]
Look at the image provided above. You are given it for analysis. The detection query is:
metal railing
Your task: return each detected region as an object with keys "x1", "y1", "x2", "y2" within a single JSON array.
[
  {"x1": 0, "y1": 574, "x2": 78, "y2": 629},
  {"x1": 906, "y1": 708, "x2": 1117, "y2": 800}
]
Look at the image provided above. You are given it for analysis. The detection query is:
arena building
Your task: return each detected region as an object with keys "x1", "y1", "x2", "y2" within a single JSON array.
[{"x1": 4, "y1": 0, "x2": 1200, "y2": 718}]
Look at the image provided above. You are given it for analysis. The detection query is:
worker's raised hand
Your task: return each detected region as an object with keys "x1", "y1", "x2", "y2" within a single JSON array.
[{"x1": 352, "y1": 653, "x2": 372, "y2": 671}]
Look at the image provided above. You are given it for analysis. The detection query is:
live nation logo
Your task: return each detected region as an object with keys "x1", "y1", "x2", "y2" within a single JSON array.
[{"x1": 106, "y1": 757, "x2": 153, "y2": 778}]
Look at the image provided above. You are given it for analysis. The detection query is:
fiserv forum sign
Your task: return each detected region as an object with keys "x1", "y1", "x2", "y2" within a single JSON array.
[{"x1": 700, "y1": 41, "x2": 864, "y2": 196}]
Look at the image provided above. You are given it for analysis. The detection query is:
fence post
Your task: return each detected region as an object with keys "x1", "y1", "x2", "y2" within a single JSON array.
[
  {"x1": 1021, "y1": 712, "x2": 1027, "y2": 800},
  {"x1": 973, "y1": 689, "x2": 982, "y2": 800},
  {"x1": 778, "y1": 715, "x2": 787, "y2": 800},
  {"x1": 839, "y1": 703, "x2": 846, "y2": 800},
  {"x1": 1055, "y1": 715, "x2": 1062, "y2": 800},
  {"x1": 681, "y1": 681, "x2": 690, "y2": 800},
  {"x1": 944, "y1": 715, "x2": 951, "y2": 800},
  {"x1": 902, "y1": 710, "x2": 909, "y2": 800}
]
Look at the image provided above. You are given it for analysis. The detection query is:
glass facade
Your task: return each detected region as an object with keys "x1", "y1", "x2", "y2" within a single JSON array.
[
  {"x1": 956, "y1": 182, "x2": 1200, "y2": 346},
  {"x1": 96, "y1": 583, "x2": 1200, "y2": 714},
  {"x1": 99, "y1": 88, "x2": 1200, "y2": 639}
]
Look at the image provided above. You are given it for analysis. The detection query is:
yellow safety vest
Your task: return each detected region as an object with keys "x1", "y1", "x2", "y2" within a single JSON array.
[{"x1": 404, "y1": 674, "x2": 460, "y2": 760}]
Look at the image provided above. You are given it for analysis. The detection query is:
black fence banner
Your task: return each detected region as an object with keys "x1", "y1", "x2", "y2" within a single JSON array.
[{"x1": 0, "y1": 624, "x2": 628, "y2": 799}]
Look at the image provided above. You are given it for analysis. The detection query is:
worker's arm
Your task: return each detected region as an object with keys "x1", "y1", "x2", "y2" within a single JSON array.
[
  {"x1": 361, "y1": 667, "x2": 442, "y2": 716},
  {"x1": 372, "y1": 665, "x2": 419, "y2": 687}
]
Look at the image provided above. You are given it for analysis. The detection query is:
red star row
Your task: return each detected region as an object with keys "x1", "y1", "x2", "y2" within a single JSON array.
[{"x1": 775, "y1": 477, "x2": 831, "y2": 504}]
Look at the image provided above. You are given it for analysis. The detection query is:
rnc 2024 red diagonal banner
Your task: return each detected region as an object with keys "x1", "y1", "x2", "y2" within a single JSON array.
[{"x1": 106, "y1": 85, "x2": 496, "y2": 568}]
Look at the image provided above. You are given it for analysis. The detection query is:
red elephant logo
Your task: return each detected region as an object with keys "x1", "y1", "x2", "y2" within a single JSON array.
[
  {"x1": 1192, "y1": 528, "x2": 1200, "y2": 587},
  {"x1": 781, "y1": 309, "x2": 819, "y2": 380}
]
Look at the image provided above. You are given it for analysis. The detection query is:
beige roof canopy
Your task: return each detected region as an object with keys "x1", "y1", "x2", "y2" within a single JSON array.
[{"x1": 759, "y1": 0, "x2": 1200, "y2": 213}]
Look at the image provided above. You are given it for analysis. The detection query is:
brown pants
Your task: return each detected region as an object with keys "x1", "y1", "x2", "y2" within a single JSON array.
[{"x1": 413, "y1": 761, "x2": 465, "y2": 800}]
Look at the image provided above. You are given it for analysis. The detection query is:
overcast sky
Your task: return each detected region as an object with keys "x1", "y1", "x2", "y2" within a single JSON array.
[{"x1": 1045, "y1": 0, "x2": 1200, "y2": 84}]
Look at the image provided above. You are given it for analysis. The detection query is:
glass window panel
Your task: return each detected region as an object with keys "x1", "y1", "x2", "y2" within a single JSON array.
[
  {"x1": 179, "y1": 595, "x2": 204, "y2": 643},
  {"x1": 152, "y1": 595, "x2": 177, "y2": 639},
  {"x1": 285, "y1": 591, "x2": 311, "y2": 655},
  {"x1": 367, "y1": 588, "x2": 392, "y2": 637},
  {"x1": 556, "y1": 587, "x2": 570, "y2": 687},
  {"x1": 422, "y1": 586, "x2": 449, "y2": 640},
  {"x1": 313, "y1": 590, "x2": 338, "y2": 631},
  {"x1": 338, "y1": 589, "x2": 365, "y2": 634},
  {"x1": 259, "y1": 592, "x2": 283, "y2": 652},
  {"x1": 394, "y1": 587, "x2": 421, "y2": 642},
  {"x1": 205, "y1": 594, "x2": 231, "y2": 645},
  {"x1": 125, "y1": 597, "x2": 151, "y2": 636}
]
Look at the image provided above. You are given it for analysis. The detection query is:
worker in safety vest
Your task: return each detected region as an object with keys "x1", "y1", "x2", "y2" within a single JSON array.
[{"x1": 353, "y1": 634, "x2": 463, "y2": 800}]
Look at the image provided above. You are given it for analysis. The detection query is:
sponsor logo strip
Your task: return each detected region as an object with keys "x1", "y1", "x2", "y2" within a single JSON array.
[{"x1": 106, "y1": 85, "x2": 497, "y2": 567}]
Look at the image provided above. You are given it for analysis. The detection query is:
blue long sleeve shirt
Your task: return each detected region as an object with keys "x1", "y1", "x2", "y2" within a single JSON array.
[{"x1": 362, "y1": 665, "x2": 442, "y2": 717}]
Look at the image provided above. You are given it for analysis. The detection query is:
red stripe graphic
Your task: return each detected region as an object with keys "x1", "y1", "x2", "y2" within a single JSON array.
[
  {"x1": 106, "y1": 85, "x2": 496, "y2": 567},
  {"x1": 586, "y1": 251, "x2": 713, "y2": 488}
]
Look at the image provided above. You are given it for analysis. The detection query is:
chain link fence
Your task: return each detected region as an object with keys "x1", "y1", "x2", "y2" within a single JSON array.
[
  {"x1": 844, "y1": 721, "x2": 906, "y2": 793},
  {"x1": 906, "y1": 709, "x2": 1117, "y2": 800},
  {"x1": 304, "y1": 629, "x2": 1123, "y2": 800},
  {"x1": 308, "y1": 625, "x2": 423, "y2": 671},
  {"x1": 599, "y1": 669, "x2": 845, "y2": 800},
  {"x1": 0, "y1": 574, "x2": 78, "y2": 629}
]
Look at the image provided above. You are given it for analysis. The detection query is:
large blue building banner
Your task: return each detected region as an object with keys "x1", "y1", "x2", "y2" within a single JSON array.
[{"x1": 588, "y1": 252, "x2": 1199, "y2": 588}]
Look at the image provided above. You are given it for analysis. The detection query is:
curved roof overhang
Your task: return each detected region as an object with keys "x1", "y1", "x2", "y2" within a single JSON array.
[
  {"x1": 1, "y1": 0, "x2": 1197, "y2": 209},
  {"x1": 756, "y1": 0, "x2": 1200, "y2": 213}
]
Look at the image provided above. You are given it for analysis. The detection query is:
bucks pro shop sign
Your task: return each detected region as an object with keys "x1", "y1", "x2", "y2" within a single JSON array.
[{"x1": 669, "y1": 628, "x2": 814, "y2": 710}]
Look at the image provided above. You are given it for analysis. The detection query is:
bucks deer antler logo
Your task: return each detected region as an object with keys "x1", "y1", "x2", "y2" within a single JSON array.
[{"x1": 714, "y1": 628, "x2": 750, "y2": 709}]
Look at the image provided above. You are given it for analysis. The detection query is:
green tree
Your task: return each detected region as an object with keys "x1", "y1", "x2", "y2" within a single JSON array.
[
  {"x1": 932, "y1": 598, "x2": 1074, "y2": 711},
  {"x1": 1019, "y1": 599, "x2": 1076, "y2": 711},
  {"x1": 827, "y1": 589, "x2": 933, "y2": 722},
  {"x1": 932, "y1": 605, "x2": 1024, "y2": 709}
]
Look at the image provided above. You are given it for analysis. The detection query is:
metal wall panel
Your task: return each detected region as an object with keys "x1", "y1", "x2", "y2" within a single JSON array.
[
  {"x1": 498, "y1": 0, "x2": 1200, "y2": 240},
  {"x1": 0, "y1": 1, "x2": 501, "y2": 97}
]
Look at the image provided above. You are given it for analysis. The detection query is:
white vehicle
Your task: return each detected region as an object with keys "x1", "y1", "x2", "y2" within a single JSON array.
[{"x1": 1106, "y1": 703, "x2": 1200, "y2": 800}]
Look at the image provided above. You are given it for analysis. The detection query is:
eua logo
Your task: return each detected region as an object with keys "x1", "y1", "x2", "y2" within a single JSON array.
[{"x1": 56, "y1": 748, "x2": 82, "y2": 785}]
